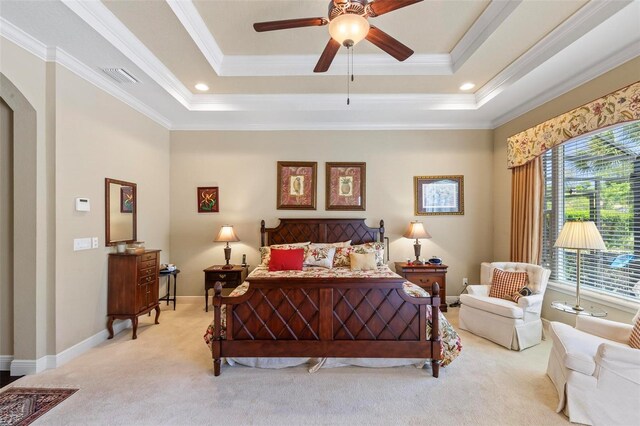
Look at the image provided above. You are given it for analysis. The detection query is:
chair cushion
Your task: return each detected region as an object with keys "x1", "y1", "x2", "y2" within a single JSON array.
[
  {"x1": 488, "y1": 269, "x2": 528, "y2": 299},
  {"x1": 630, "y1": 316, "x2": 640, "y2": 349},
  {"x1": 460, "y1": 294, "x2": 524, "y2": 319}
]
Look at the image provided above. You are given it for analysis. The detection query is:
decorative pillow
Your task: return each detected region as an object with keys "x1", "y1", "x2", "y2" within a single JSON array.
[
  {"x1": 349, "y1": 252, "x2": 377, "y2": 271},
  {"x1": 489, "y1": 269, "x2": 529, "y2": 299},
  {"x1": 502, "y1": 286, "x2": 532, "y2": 303},
  {"x1": 268, "y1": 248, "x2": 304, "y2": 272},
  {"x1": 260, "y1": 242, "x2": 310, "y2": 266},
  {"x1": 304, "y1": 245, "x2": 336, "y2": 269},
  {"x1": 335, "y1": 242, "x2": 385, "y2": 267},
  {"x1": 630, "y1": 316, "x2": 640, "y2": 349}
]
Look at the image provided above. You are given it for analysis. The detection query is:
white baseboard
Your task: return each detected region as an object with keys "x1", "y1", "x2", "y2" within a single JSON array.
[
  {"x1": 10, "y1": 319, "x2": 131, "y2": 376},
  {"x1": 0, "y1": 355, "x2": 13, "y2": 371}
]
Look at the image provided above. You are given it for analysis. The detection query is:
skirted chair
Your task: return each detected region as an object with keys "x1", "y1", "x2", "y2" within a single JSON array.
[
  {"x1": 459, "y1": 262, "x2": 550, "y2": 350},
  {"x1": 547, "y1": 313, "x2": 640, "y2": 425}
]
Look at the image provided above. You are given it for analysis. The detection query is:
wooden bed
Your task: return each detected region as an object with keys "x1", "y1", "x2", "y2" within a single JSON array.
[{"x1": 211, "y1": 218, "x2": 441, "y2": 377}]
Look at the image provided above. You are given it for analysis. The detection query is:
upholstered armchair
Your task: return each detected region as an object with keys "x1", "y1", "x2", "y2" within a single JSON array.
[
  {"x1": 547, "y1": 313, "x2": 640, "y2": 425},
  {"x1": 459, "y1": 262, "x2": 550, "y2": 350}
]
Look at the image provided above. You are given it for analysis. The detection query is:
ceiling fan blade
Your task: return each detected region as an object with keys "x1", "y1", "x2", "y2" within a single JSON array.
[
  {"x1": 253, "y1": 17, "x2": 328, "y2": 32},
  {"x1": 368, "y1": 0, "x2": 423, "y2": 17},
  {"x1": 366, "y1": 26, "x2": 414, "y2": 61},
  {"x1": 313, "y1": 39, "x2": 341, "y2": 73}
]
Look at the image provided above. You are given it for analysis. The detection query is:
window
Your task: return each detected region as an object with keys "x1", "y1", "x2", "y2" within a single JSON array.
[{"x1": 542, "y1": 121, "x2": 640, "y2": 302}]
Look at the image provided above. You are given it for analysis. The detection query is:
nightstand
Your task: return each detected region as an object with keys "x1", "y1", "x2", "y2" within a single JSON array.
[
  {"x1": 394, "y1": 262, "x2": 448, "y2": 312},
  {"x1": 203, "y1": 265, "x2": 248, "y2": 312}
]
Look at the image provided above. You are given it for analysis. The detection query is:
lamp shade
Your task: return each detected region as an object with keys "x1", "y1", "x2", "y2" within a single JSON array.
[
  {"x1": 328, "y1": 13, "x2": 370, "y2": 46},
  {"x1": 554, "y1": 221, "x2": 605, "y2": 250},
  {"x1": 214, "y1": 225, "x2": 240, "y2": 243},
  {"x1": 403, "y1": 221, "x2": 431, "y2": 240}
]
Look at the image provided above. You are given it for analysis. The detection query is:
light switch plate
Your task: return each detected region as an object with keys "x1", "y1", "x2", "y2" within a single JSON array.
[
  {"x1": 92, "y1": 237, "x2": 99, "y2": 248},
  {"x1": 73, "y1": 238, "x2": 92, "y2": 251}
]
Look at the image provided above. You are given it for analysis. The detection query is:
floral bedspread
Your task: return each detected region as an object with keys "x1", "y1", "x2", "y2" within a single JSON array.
[{"x1": 204, "y1": 266, "x2": 462, "y2": 366}]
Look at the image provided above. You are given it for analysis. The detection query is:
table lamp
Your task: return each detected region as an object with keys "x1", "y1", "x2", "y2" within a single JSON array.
[
  {"x1": 403, "y1": 221, "x2": 431, "y2": 265},
  {"x1": 214, "y1": 225, "x2": 240, "y2": 269},
  {"x1": 554, "y1": 220, "x2": 606, "y2": 311}
]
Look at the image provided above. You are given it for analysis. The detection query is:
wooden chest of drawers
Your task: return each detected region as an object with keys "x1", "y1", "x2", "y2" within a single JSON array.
[
  {"x1": 107, "y1": 250, "x2": 161, "y2": 339},
  {"x1": 395, "y1": 262, "x2": 448, "y2": 312}
]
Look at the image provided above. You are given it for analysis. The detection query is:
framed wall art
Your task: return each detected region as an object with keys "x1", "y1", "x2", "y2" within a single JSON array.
[
  {"x1": 197, "y1": 186, "x2": 219, "y2": 213},
  {"x1": 277, "y1": 161, "x2": 317, "y2": 210},
  {"x1": 414, "y1": 175, "x2": 464, "y2": 215},
  {"x1": 120, "y1": 186, "x2": 134, "y2": 213},
  {"x1": 326, "y1": 162, "x2": 366, "y2": 211}
]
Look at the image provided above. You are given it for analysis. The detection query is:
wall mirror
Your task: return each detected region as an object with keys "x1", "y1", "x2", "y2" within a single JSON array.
[{"x1": 105, "y1": 178, "x2": 137, "y2": 246}]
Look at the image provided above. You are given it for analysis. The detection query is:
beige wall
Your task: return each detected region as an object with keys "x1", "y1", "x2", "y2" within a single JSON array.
[
  {"x1": 170, "y1": 130, "x2": 494, "y2": 299},
  {"x1": 0, "y1": 98, "x2": 13, "y2": 356},
  {"x1": 54, "y1": 64, "x2": 170, "y2": 352},
  {"x1": 493, "y1": 56, "x2": 640, "y2": 324}
]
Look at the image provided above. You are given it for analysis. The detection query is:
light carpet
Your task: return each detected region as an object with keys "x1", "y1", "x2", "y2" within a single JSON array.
[{"x1": 7, "y1": 303, "x2": 567, "y2": 425}]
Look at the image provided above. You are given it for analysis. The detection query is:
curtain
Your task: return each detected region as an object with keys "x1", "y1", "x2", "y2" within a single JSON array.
[{"x1": 510, "y1": 156, "x2": 543, "y2": 264}]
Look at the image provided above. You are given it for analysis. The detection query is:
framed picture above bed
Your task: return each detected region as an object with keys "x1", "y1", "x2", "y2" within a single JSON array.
[
  {"x1": 326, "y1": 162, "x2": 366, "y2": 211},
  {"x1": 197, "y1": 186, "x2": 219, "y2": 213},
  {"x1": 276, "y1": 161, "x2": 317, "y2": 210},
  {"x1": 414, "y1": 175, "x2": 464, "y2": 215}
]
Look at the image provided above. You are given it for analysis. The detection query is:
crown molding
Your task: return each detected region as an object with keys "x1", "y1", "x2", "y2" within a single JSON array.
[
  {"x1": 0, "y1": 18, "x2": 172, "y2": 129},
  {"x1": 61, "y1": 0, "x2": 193, "y2": 108},
  {"x1": 0, "y1": 16, "x2": 51, "y2": 61},
  {"x1": 220, "y1": 53, "x2": 452, "y2": 76},
  {"x1": 450, "y1": 0, "x2": 522, "y2": 72},
  {"x1": 170, "y1": 120, "x2": 494, "y2": 131},
  {"x1": 53, "y1": 48, "x2": 173, "y2": 129},
  {"x1": 166, "y1": 0, "x2": 223, "y2": 74},
  {"x1": 475, "y1": 0, "x2": 632, "y2": 108},
  {"x1": 188, "y1": 93, "x2": 476, "y2": 112},
  {"x1": 491, "y1": 40, "x2": 640, "y2": 128}
]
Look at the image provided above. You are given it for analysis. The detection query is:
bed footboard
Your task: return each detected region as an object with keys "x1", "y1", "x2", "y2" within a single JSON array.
[{"x1": 212, "y1": 278, "x2": 441, "y2": 377}]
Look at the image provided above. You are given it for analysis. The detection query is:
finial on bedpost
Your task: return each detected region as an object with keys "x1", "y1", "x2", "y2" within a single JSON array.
[
  {"x1": 260, "y1": 220, "x2": 266, "y2": 247},
  {"x1": 379, "y1": 219, "x2": 385, "y2": 242}
]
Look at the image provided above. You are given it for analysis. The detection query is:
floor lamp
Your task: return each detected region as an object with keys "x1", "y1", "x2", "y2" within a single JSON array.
[{"x1": 554, "y1": 221, "x2": 606, "y2": 311}]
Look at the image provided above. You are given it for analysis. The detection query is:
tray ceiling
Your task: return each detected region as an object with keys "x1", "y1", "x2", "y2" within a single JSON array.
[{"x1": 0, "y1": 0, "x2": 638, "y2": 130}]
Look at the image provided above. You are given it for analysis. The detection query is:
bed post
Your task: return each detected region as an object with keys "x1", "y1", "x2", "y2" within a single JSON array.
[
  {"x1": 431, "y1": 282, "x2": 441, "y2": 378},
  {"x1": 379, "y1": 220, "x2": 385, "y2": 242},
  {"x1": 260, "y1": 220, "x2": 266, "y2": 247},
  {"x1": 213, "y1": 282, "x2": 223, "y2": 376}
]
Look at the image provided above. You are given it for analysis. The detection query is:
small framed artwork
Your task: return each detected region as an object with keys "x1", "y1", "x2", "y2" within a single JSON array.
[
  {"x1": 120, "y1": 186, "x2": 134, "y2": 213},
  {"x1": 277, "y1": 161, "x2": 317, "y2": 210},
  {"x1": 414, "y1": 175, "x2": 464, "y2": 215},
  {"x1": 197, "y1": 187, "x2": 219, "y2": 213},
  {"x1": 326, "y1": 162, "x2": 366, "y2": 211}
]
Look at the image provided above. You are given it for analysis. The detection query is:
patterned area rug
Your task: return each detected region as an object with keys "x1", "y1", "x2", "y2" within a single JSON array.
[{"x1": 0, "y1": 388, "x2": 78, "y2": 426}]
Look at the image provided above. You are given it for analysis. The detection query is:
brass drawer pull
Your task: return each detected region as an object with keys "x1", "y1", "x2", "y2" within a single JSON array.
[{"x1": 218, "y1": 274, "x2": 226, "y2": 279}]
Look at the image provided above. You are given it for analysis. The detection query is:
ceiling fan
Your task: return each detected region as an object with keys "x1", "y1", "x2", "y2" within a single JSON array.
[{"x1": 253, "y1": 0, "x2": 423, "y2": 73}]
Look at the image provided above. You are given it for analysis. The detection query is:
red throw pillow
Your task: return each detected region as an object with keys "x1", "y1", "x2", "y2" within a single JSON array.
[
  {"x1": 269, "y1": 248, "x2": 304, "y2": 272},
  {"x1": 489, "y1": 268, "x2": 528, "y2": 299}
]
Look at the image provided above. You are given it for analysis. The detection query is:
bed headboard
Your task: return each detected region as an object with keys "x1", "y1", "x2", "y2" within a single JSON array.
[{"x1": 260, "y1": 218, "x2": 384, "y2": 246}]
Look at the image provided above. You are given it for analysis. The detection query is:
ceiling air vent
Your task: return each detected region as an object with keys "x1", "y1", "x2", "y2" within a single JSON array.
[{"x1": 102, "y1": 68, "x2": 139, "y2": 84}]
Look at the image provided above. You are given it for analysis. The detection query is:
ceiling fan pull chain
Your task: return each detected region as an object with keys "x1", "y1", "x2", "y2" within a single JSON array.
[
  {"x1": 346, "y1": 45, "x2": 351, "y2": 106},
  {"x1": 351, "y1": 44, "x2": 355, "y2": 82}
]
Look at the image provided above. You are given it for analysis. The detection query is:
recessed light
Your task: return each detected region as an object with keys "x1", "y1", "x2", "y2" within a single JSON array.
[
  {"x1": 195, "y1": 83, "x2": 209, "y2": 92},
  {"x1": 459, "y1": 82, "x2": 475, "y2": 91}
]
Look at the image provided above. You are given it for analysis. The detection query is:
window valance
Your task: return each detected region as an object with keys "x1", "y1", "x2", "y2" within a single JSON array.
[{"x1": 506, "y1": 81, "x2": 640, "y2": 169}]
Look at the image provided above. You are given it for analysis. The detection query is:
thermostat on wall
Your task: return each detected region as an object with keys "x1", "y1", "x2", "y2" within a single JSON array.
[{"x1": 75, "y1": 197, "x2": 90, "y2": 212}]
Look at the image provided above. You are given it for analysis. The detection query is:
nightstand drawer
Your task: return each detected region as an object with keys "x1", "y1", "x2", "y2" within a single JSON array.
[
  {"x1": 405, "y1": 273, "x2": 445, "y2": 289},
  {"x1": 206, "y1": 271, "x2": 238, "y2": 282}
]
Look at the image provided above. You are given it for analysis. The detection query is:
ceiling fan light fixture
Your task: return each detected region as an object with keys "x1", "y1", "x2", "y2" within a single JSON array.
[{"x1": 328, "y1": 13, "x2": 370, "y2": 47}]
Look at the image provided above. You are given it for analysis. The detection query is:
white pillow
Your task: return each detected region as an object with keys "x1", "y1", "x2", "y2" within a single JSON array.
[
  {"x1": 304, "y1": 245, "x2": 336, "y2": 269},
  {"x1": 311, "y1": 240, "x2": 351, "y2": 248}
]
